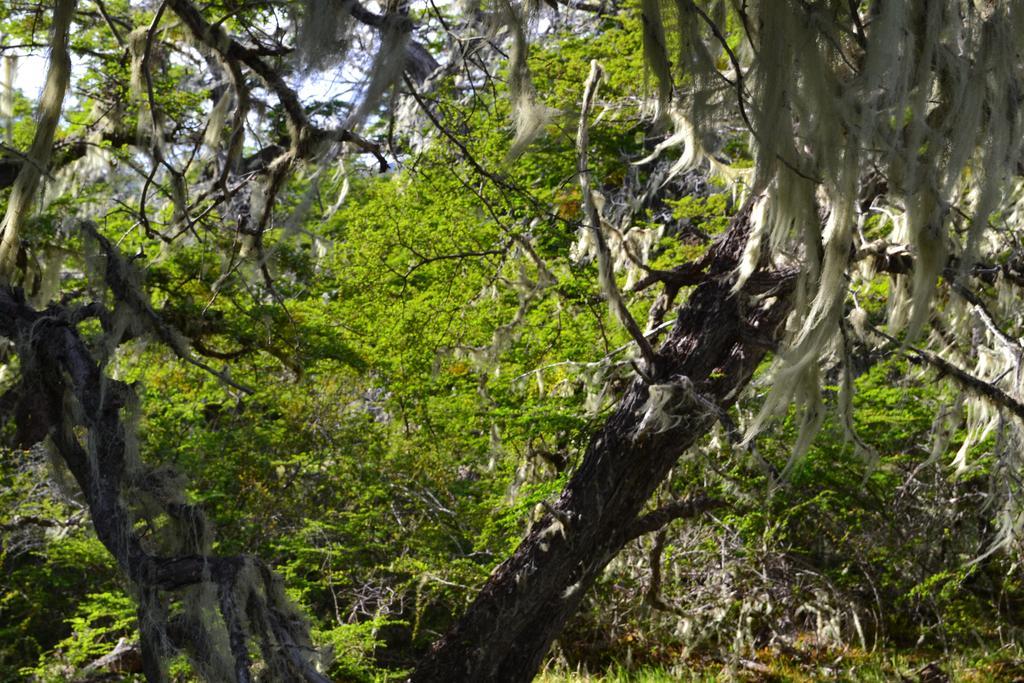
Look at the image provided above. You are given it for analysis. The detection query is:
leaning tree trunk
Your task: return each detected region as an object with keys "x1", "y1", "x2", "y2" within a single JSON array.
[
  {"x1": 0, "y1": 242, "x2": 333, "y2": 683},
  {"x1": 413, "y1": 202, "x2": 796, "y2": 682}
]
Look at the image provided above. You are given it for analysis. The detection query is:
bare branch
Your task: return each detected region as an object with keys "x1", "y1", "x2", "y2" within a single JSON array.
[
  {"x1": 625, "y1": 494, "x2": 724, "y2": 541},
  {"x1": 577, "y1": 60, "x2": 658, "y2": 371},
  {"x1": 869, "y1": 324, "x2": 1024, "y2": 422},
  {"x1": 81, "y1": 222, "x2": 255, "y2": 395},
  {"x1": 168, "y1": 0, "x2": 389, "y2": 172}
]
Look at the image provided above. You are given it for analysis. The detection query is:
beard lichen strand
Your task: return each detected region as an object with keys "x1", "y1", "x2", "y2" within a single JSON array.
[
  {"x1": 741, "y1": 151, "x2": 858, "y2": 468},
  {"x1": 297, "y1": 0, "x2": 352, "y2": 70},
  {"x1": 903, "y1": 190, "x2": 946, "y2": 343},
  {"x1": 0, "y1": 0, "x2": 76, "y2": 283},
  {"x1": 626, "y1": 0, "x2": 1024, "y2": 472},
  {"x1": 219, "y1": 57, "x2": 250, "y2": 178},
  {"x1": 639, "y1": 0, "x2": 673, "y2": 111},
  {"x1": 732, "y1": 193, "x2": 769, "y2": 293},
  {"x1": 714, "y1": 2, "x2": 1024, "y2": 296},
  {"x1": 633, "y1": 108, "x2": 710, "y2": 190},
  {"x1": 960, "y1": 18, "x2": 1021, "y2": 272},
  {"x1": 501, "y1": 0, "x2": 552, "y2": 160},
  {"x1": 345, "y1": 10, "x2": 412, "y2": 130},
  {"x1": 203, "y1": 90, "x2": 233, "y2": 152},
  {"x1": 634, "y1": 375, "x2": 718, "y2": 439},
  {"x1": 1, "y1": 54, "x2": 14, "y2": 144},
  {"x1": 180, "y1": 579, "x2": 237, "y2": 682},
  {"x1": 127, "y1": 26, "x2": 149, "y2": 101},
  {"x1": 988, "y1": 400, "x2": 1024, "y2": 556}
]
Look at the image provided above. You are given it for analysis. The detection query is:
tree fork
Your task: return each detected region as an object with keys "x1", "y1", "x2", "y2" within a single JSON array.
[{"x1": 412, "y1": 201, "x2": 795, "y2": 682}]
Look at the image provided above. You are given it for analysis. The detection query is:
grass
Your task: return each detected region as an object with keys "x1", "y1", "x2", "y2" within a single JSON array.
[{"x1": 535, "y1": 645, "x2": 1024, "y2": 682}]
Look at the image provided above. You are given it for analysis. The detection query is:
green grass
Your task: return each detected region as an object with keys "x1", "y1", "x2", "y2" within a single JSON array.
[{"x1": 535, "y1": 646, "x2": 1024, "y2": 682}]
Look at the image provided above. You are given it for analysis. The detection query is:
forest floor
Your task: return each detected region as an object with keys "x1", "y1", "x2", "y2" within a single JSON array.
[{"x1": 537, "y1": 646, "x2": 1024, "y2": 681}]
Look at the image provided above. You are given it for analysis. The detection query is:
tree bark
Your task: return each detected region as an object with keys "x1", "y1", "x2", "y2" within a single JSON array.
[{"x1": 413, "y1": 202, "x2": 795, "y2": 682}]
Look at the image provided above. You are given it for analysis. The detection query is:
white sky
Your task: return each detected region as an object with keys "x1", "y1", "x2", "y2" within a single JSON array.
[
  {"x1": 10, "y1": 46, "x2": 353, "y2": 125},
  {"x1": 11, "y1": 54, "x2": 47, "y2": 101}
]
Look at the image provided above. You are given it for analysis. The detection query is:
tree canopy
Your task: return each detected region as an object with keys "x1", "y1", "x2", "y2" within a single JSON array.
[{"x1": 3, "y1": 0, "x2": 1024, "y2": 681}]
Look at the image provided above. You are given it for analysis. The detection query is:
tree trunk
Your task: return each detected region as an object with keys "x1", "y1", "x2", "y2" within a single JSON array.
[
  {"x1": 413, "y1": 203, "x2": 795, "y2": 682},
  {"x1": 0, "y1": 285, "x2": 332, "y2": 683}
]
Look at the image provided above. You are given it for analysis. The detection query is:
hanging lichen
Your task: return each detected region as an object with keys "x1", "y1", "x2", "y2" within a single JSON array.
[
  {"x1": 615, "y1": 0, "x2": 1024, "y2": 478},
  {"x1": 501, "y1": 0, "x2": 553, "y2": 159},
  {"x1": 297, "y1": 0, "x2": 353, "y2": 70},
  {"x1": 1, "y1": 53, "x2": 15, "y2": 144}
]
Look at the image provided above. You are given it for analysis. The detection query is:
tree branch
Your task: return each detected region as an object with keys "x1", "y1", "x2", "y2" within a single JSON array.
[
  {"x1": 577, "y1": 61, "x2": 658, "y2": 371},
  {"x1": 625, "y1": 494, "x2": 724, "y2": 541},
  {"x1": 869, "y1": 324, "x2": 1024, "y2": 422},
  {"x1": 81, "y1": 222, "x2": 255, "y2": 394},
  {"x1": 168, "y1": 0, "x2": 388, "y2": 171}
]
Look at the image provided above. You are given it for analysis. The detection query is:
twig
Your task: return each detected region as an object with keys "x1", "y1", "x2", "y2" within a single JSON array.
[
  {"x1": 869, "y1": 323, "x2": 1024, "y2": 421},
  {"x1": 577, "y1": 60, "x2": 658, "y2": 371},
  {"x1": 625, "y1": 494, "x2": 724, "y2": 541}
]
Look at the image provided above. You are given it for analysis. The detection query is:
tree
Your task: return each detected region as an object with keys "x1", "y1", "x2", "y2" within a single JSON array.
[
  {"x1": 3, "y1": 0, "x2": 1024, "y2": 681},
  {"x1": 418, "y1": 5, "x2": 1024, "y2": 676}
]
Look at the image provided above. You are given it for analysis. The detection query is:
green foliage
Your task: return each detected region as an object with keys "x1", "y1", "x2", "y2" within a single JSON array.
[
  {"x1": 665, "y1": 194, "x2": 731, "y2": 235},
  {"x1": 0, "y1": 445, "x2": 125, "y2": 680},
  {"x1": 564, "y1": 355, "x2": 1024, "y2": 674},
  {"x1": 315, "y1": 616, "x2": 405, "y2": 682},
  {"x1": 25, "y1": 591, "x2": 137, "y2": 679},
  {"x1": 538, "y1": 647, "x2": 1024, "y2": 682},
  {"x1": 2, "y1": 1, "x2": 1023, "y2": 680}
]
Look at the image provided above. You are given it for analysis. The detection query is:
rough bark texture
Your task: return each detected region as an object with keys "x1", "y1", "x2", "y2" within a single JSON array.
[{"x1": 413, "y1": 202, "x2": 796, "y2": 682}]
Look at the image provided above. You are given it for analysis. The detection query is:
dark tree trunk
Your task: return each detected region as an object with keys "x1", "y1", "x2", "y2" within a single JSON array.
[
  {"x1": 0, "y1": 278, "x2": 332, "y2": 683},
  {"x1": 413, "y1": 204, "x2": 796, "y2": 682}
]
